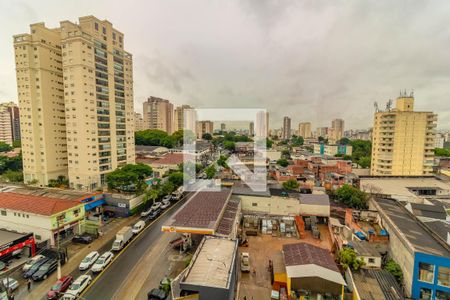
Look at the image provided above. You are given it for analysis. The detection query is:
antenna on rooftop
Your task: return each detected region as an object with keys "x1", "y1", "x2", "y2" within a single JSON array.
[
  {"x1": 386, "y1": 99, "x2": 393, "y2": 111},
  {"x1": 374, "y1": 102, "x2": 379, "y2": 112}
]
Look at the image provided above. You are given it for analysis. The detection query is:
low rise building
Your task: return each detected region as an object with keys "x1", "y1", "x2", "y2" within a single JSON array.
[{"x1": 314, "y1": 143, "x2": 353, "y2": 157}]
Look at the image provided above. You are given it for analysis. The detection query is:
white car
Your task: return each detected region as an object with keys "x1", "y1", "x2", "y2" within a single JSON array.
[
  {"x1": 91, "y1": 251, "x2": 114, "y2": 273},
  {"x1": 160, "y1": 201, "x2": 170, "y2": 210},
  {"x1": 241, "y1": 252, "x2": 250, "y2": 272},
  {"x1": 162, "y1": 195, "x2": 171, "y2": 202},
  {"x1": 132, "y1": 220, "x2": 145, "y2": 234},
  {"x1": 2, "y1": 277, "x2": 18, "y2": 291},
  {"x1": 62, "y1": 275, "x2": 92, "y2": 300},
  {"x1": 141, "y1": 207, "x2": 152, "y2": 217},
  {"x1": 22, "y1": 254, "x2": 45, "y2": 271},
  {"x1": 151, "y1": 202, "x2": 162, "y2": 211},
  {"x1": 79, "y1": 251, "x2": 99, "y2": 271}
]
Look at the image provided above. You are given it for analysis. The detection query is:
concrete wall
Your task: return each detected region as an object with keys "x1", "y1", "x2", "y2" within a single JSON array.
[
  {"x1": 359, "y1": 256, "x2": 382, "y2": 269},
  {"x1": 299, "y1": 203, "x2": 330, "y2": 217},
  {"x1": 236, "y1": 195, "x2": 300, "y2": 216}
]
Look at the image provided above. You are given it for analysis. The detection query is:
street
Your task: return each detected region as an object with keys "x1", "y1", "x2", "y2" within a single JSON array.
[{"x1": 80, "y1": 193, "x2": 189, "y2": 300}]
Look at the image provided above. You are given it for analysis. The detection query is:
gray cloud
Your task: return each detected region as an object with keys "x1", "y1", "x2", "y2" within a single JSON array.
[{"x1": 0, "y1": 0, "x2": 449, "y2": 130}]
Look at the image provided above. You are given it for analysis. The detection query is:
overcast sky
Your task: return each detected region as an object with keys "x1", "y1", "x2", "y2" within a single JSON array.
[{"x1": 1, "y1": 0, "x2": 450, "y2": 130}]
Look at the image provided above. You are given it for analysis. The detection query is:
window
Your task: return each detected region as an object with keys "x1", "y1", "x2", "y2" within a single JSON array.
[
  {"x1": 419, "y1": 262, "x2": 435, "y2": 283},
  {"x1": 102, "y1": 27, "x2": 106, "y2": 34},
  {"x1": 0, "y1": 211, "x2": 6, "y2": 216},
  {"x1": 95, "y1": 23, "x2": 98, "y2": 30},
  {"x1": 35, "y1": 234, "x2": 41, "y2": 241},
  {"x1": 368, "y1": 258, "x2": 375, "y2": 264},
  {"x1": 436, "y1": 290, "x2": 450, "y2": 300},
  {"x1": 252, "y1": 203, "x2": 257, "y2": 207},
  {"x1": 420, "y1": 288, "x2": 432, "y2": 300},
  {"x1": 438, "y1": 266, "x2": 450, "y2": 287}
]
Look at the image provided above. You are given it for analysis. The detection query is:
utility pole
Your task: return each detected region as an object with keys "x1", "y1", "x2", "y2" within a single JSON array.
[{"x1": 56, "y1": 214, "x2": 64, "y2": 280}]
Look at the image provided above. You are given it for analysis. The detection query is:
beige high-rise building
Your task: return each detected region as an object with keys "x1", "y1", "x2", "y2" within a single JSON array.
[
  {"x1": 255, "y1": 111, "x2": 269, "y2": 138},
  {"x1": 298, "y1": 122, "x2": 312, "y2": 138},
  {"x1": 174, "y1": 105, "x2": 192, "y2": 132},
  {"x1": 196, "y1": 121, "x2": 213, "y2": 139},
  {"x1": 143, "y1": 97, "x2": 173, "y2": 133},
  {"x1": 134, "y1": 112, "x2": 144, "y2": 131},
  {"x1": 14, "y1": 16, "x2": 135, "y2": 189},
  {"x1": 282, "y1": 116, "x2": 291, "y2": 140},
  {"x1": 331, "y1": 118, "x2": 344, "y2": 142},
  {"x1": 0, "y1": 102, "x2": 20, "y2": 145},
  {"x1": 249, "y1": 122, "x2": 254, "y2": 136},
  {"x1": 371, "y1": 94, "x2": 437, "y2": 176}
]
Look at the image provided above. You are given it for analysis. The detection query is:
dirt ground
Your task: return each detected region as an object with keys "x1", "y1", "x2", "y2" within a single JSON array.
[{"x1": 237, "y1": 224, "x2": 333, "y2": 300}]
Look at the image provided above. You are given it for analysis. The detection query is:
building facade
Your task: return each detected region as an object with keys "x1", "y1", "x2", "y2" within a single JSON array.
[
  {"x1": 0, "y1": 102, "x2": 20, "y2": 145},
  {"x1": 298, "y1": 122, "x2": 312, "y2": 139},
  {"x1": 14, "y1": 16, "x2": 135, "y2": 190},
  {"x1": 143, "y1": 96, "x2": 173, "y2": 133},
  {"x1": 282, "y1": 116, "x2": 291, "y2": 140},
  {"x1": 313, "y1": 143, "x2": 353, "y2": 157},
  {"x1": 315, "y1": 127, "x2": 328, "y2": 139},
  {"x1": 371, "y1": 94, "x2": 437, "y2": 176},
  {"x1": 255, "y1": 111, "x2": 269, "y2": 138},
  {"x1": 331, "y1": 118, "x2": 345, "y2": 142},
  {"x1": 174, "y1": 104, "x2": 192, "y2": 132},
  {"x1": 134, "y1": 112, "x2": 144, "y2": 131},
  {"x1": 196, "y1": 121, "x2": 213, "y2": 139}
]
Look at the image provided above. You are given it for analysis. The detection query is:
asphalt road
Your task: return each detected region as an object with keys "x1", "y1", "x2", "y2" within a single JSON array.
[{"x1": 81, "y1": 194, "x2": 189, "y2": 300}]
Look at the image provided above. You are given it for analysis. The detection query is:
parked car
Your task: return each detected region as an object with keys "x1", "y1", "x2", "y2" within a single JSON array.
[
  {"x1": 0, "y1": 261, "x2": 6, "y2": 271},
  {"x1": 151, "y1": 202, "x2": 162, "y2": 211},
  {"x1": 91, "y1": 251, "x2": 114, "y2": 273},
  {"x1": 240, "y1": 252, "x2": 250, "y2": 272},
  {"x1": 72, "y1": 234, "x2": 93, "y2": 244},
  {"x1": 23, "y1": 254, "x2": 46, "y2": 271},
  {"x1": 162, "y1": 195, "x2": 171, "y2": 202},
  {"x1": 79, "y1": 251, "x2": 99, "y2": 271},
  {"x1": 23, "y1": 257, "x2": 49, "y2": 278},
  {"x1": 147, "y1": 288, "x2": 168, "y2": 300},
  {"x1": 32, "y1": 259, "x2": 58, "y2": 281},
  {"x1": 2, "y1": 277, "x2": 18, "y2": 291},
  {"x1": 141, "y1": 207, "x2": 152, "y2": 217},
  {"x1": 132, "y1": 220, "x2": 146, "y2": 234},
  {"x1": 148, "y1": 209, "x2": 161, "y2": 220},
  {"x1": 47, "y1": 275, "x2": 74, "y2": 300},
  {"x1": 160, "y1": 201, "x2": 170, "y2": 210},
  {"x1": 62, "y1": 275, "x2": 92, "y2": 300}
]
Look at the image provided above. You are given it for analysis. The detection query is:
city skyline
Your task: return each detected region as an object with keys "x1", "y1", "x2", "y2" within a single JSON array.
[{"x1": 1, "y1": 1, "x2": 450, "y2": 129}]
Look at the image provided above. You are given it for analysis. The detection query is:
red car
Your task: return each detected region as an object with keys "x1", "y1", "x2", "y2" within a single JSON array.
[{"x1": 47, "y1": 275, "x2": 73, "y2": 299}]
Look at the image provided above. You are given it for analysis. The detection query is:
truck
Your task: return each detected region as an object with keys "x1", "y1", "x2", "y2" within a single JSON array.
[{"x1": 112, "y1": 226, "x2": 133, "y2": 251}]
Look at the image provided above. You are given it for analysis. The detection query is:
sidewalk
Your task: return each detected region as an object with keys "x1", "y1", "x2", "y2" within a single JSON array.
[{"x1": 22, "y1": 215, "x2": 139, "y2": 300}]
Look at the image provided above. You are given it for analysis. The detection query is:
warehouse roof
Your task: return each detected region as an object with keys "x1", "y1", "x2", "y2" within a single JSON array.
[
  {"x1": 2, "y1": 186, "x2": 97, "y2": 201},
  {"x1": 0, "y1": 192, "x2": 80, "y2": 216},
  {"x1": 299, "y1": 194, "x2": 330, "y2": 206},
  {"x1": 182, "y1": 237, "x2": 237, "y2": 289},
  {"x1": 162, "y1": 189, "x2": 232, "y2": 234}
]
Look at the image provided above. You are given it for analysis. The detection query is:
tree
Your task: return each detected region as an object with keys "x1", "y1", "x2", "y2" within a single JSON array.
[
  {"x1": 337, "y1": 248, "x2": 365, "y2": 271},
  {"x1": 217, "y1": 155, "x2": 229, "y2": 168},
  {"x1": 2, "y1": 170, "x2": 23, "y2": 182},
  {"x1": 384, "y1": 258, "x2": 403, "y2": 283},
  {"x1": 357, "y1": 156, "x2": 371, "y2": 168},
  {"x1": 291, "y1": 136, "x2": 304, "y2": 147},
  {"x1": 350, "y1": 140, "x2": 372, "y2": 161},
  {"x1": 12, "y1": 140, "x2": 21, "y2": 148},
  {"x1": 277, "y1": 158, "x2": 289, "y2": 167},
  {"x1": 334, "y1": 184, "x2": 368, "y2": 209},
  {"x1": 106, "y1": 163, "x2": 152, "y2": 193},
  {"x1": 202, "y1": 133, "x2": 212, "y2": 140},
  {"x1": 223, "y1": 141, "x2": 235, "y2": 151},
  {"x1": 143, "y1": 188, "x2": 159, "y2": 205},
  {"x1": 0, "y1": 142, "x2": 12, "y2": 153},
  {"x1": 266, "y1": 138, "x2": 274, "y2": 149},
  {"x1": 135, "y1": 129, "x2": 169, "y2": 146},
  {"x1": 338, "y1": 137, "x2": 351, "y2": 145},
  {"x1": 168, "y1": 172, "x2": 184, "y2": 187},
  {"x1": 159, "y1": 181, "x2": 175, "y2": 196},
  {"x1": 205, "y1": 165, "x2": 216, "y2": 179},
  {"x1": 281, "y1": 149, "x2": 291, "y2": 159},
  {"x1": 48, "y1": 175, "x2": 69, "y2": 188},
  {"x1": 435, "y1": 148, "x2": 450, "y2": 157},
  {"x1": 282, "y1": 179, "x2": 299, "y2": 190}
]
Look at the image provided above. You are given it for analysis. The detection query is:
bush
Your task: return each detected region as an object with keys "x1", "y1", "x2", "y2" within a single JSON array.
[
  {"x1": 2, "y1": 170, "x2": 23, "y2": 182},
  {"x1": 334, "y1": 184, "x2": 368, "y2": 209},
  {"x1": 282, "y1": 179, "x2": 299, "y2": 190},
  {"x1": 384, "y1": 258, "x2": 403, "y2": 283},
  {"x1": 337, "y1": 248, "x2": 365, "y2": 271},
  {"x1": 277, "y1": 158, "x2": 289, "y2": 167}
]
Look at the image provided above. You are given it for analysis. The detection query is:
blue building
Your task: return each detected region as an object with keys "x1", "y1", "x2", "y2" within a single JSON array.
[{"x1": 373, "y1": 198, "x2": 450, "y2": 300}]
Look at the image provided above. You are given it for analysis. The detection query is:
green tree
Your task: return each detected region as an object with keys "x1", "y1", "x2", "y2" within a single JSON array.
[
  {"x1": 48, "y1": 175, "x2": 69, "y2": 188},
  {"x1": 358, "y1": 156, "x2": 371, "y2": 168},
  {"x1": 281, "y1": 149, "x2": 291, "y2": 159},
  {"x1": 334, "y1": 184, "x2": 368, "y2": 209},
  {"x1": 159, "y1": 181, "x2": 175, "y2": 196},
  {"x1": 0, "y1": 142, "x2": 12, "y2": 153},
  {"x1": 266, "y1": 138, "x2": 274, "y2": 149},
  {"x1": 384, "y1": 258, "x2": 403, "y2": 283},
  {"x1": 282, "y1": 179, "x2": 299, "y2": 190},
  {"x1": 337, "y1": 248, "x2": 365, "y2": 271},
  {"x1": 202, "y1": 133, "x2": 212, "y2": 140},
  {"x1": 205, "y1": 165, "x2": 217, "y2": 179},
  {"x1": 168, "y1": 171, "x2": 184, "y2": 187},
  {"x1": 277, "y1": 158, "x2": 289, "y2": 167},
  {"x1": 435, "y1": 148, "x2": 450, "y2": 157},
  {"x1": 223, "y1": 141, "x2": 235, "y2": 151},
  {"x1": 12, "y1": 140, "x2": 21, "y2": 148},
  {"x1": 106, "y1": 163, "x2": 152, "y2": 193},
  {"x1": 143, "y1": 188, "x2": 160, "y2": 205},
  {"x1": 135, "y1": 129, "x2": 170, "y2": 147},
  {"x1": 2, "y1": 170, "x2": 23, "y2": 182},
  {"x1": 291, "y1": 136, "x2": 304, "y2": 146},
  {"x1": 217, "y1": 155, "x2": 229, "y2": 168},
  {"x1": 338, "y1": 137, "x2": 351, "y2": 145}
]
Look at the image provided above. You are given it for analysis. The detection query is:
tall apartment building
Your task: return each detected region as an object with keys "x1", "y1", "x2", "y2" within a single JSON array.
[
  {"x1": 196, "y1": 121, "x2": 213, "y2": 139},
  {"x1": 315, "y1": 127, "x2": 328, "y2": 139},
  {"x1": 134, "y1": 112, "x2": 144, "y2": 131},
  {"x1": 255, "y1": 111, "x2": 269, "y2": 138},
  {"x1": 282, "y1": 116, "x2": 291, "y2": 140},
  {"x1": 298, "y1": 122, "x2": 312, "y2": 138},
  {"x1": 0, "y1": 102, "x2": 20, "y2": 145},
  {"x1": 14, "y1": 16, "x2": 135, "y2": 189},
  {"x1": 220, "y1": 123, "x2": 226, "y2": 132},
  {"x1": 174, "y1": 104, "x2": 192, "y2": 132},
  {"x1": 143, "y1": 96, "x2": 173, "y2": 133},
  {"x1": 371, "y1": 94, "x2": 437, "y2": 176},
  {"x1": 249, "y1": 122, "x2": 254, "y2": 136},
  {"x1": 331, "y1": 118, "x2": 345, "y2": 141}
]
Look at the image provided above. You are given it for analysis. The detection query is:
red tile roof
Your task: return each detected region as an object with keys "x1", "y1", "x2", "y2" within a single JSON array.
[
  {"x1": 283, "y1": 243, "x2": 339, "y2": 272},
  {"x1": 152, "y1": 154, "x2": 186, "y2": 166},
  {"x1": 0, "y1": 192, "x2": 80, "y2": 216}
]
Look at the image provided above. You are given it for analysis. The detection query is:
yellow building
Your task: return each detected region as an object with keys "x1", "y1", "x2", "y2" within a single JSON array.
[
  {"x1": 174, "y1": 105, "x2": 192, "y2": 132},
  {"x1": 13, "y1": 16, "x2": 135, "y2": 190},
  {"x1": 331, "y1": 118, "x2": 345, "y2": 142},
  {"x1": 134, "y1": 112, "x2": 144, "y2": 131},
  {"x1": 371, "y1": 94, "x2": 437, "y2": 176},
  {"x1": 196, "y1": 120, "x2": 213, "y2": 139},
  {"x1": 298, "y1": 122, "x2": 312, "y2": 138},
  {"x1": 143, "y1": 96, "x2": 174, "y2": 133}
]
